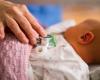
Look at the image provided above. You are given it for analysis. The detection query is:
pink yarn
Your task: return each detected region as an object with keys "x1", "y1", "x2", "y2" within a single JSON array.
[{"x1": 0, "y1": 34, "x2": 32, "y2": 80}]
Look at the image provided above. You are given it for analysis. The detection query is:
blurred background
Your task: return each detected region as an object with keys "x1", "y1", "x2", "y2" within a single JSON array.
[{"x1": 9, "y1": 0, "x2": 100, "y2": 27}]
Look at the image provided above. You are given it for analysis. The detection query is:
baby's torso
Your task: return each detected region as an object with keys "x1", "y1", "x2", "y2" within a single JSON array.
[{"x1": 29, "y1": 34, "x2": 89, "y2": 80}]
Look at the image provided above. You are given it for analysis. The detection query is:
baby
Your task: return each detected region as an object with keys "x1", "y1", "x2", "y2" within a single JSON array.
[
  {"x1": 64, "y1": 19, "x2": 100, "y2": 64},
  {"x1": 29, "y1": 20, "x2": 89, "y2": 80},
  {"x1": 0, "y1": 20, "x2": 92, "y2": 80}
]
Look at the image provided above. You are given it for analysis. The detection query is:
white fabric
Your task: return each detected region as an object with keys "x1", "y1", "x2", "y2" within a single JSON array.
[
  {"x1": 47, "y1": 20, "x2": 76, "y2": 34},
  {"x1": 29, "y1": 20, "x2": 89, "y2": 80}
]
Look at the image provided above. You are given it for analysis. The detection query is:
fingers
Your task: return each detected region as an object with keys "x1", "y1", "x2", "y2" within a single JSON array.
[
  {"x1": 11, "y1": 7, "x2": 39, "y2": 45},
  {"x1": 0, "y1": 2, "x2": 46, "y2": 45},
  {"x1": 0, "y1": 21, "x2": 5, "y2": 40},
  {"x1": 17, "y1": 16, "x2": 38, "y2": 45},
  {"x1": 20, "y1": 5, "x2": 47, "y2": 37},
  {"x1": 2, "y1": 4, "x2": 46, "y2": 45},
  {"x1": 5, "y1": 14, "x2": 29, "y2": 43}
]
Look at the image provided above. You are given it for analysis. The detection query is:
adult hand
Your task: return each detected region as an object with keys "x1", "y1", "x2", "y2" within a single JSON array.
[{"x1": 0, "y1": 0, "x2": 47, "y2": 45}]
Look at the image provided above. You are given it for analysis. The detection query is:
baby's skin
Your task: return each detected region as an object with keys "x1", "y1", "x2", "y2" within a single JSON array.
[{"x1": 64, "y1": 19, "x2": 100, "y2": 64}]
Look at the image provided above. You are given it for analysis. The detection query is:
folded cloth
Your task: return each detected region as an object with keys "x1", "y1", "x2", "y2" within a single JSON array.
[
  {"x1": 89, "y1": 65, "x2": 100, "y2": 80},
  {"x1": 30, "y1": 20, "x2": 89, "y2": 80}
]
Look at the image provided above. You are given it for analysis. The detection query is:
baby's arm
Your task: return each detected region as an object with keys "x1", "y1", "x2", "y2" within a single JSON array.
[{"x1": 0, "y1": 34, "x2": 32, "y2": 80}]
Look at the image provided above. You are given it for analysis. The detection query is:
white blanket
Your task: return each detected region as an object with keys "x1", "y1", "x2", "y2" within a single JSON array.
[{"x1": 29, "y1": 20, "x2": 89, "y2": 80}]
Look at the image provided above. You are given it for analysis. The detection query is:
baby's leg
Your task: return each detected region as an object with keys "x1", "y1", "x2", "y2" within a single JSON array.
[{"x1": 0, "y1": 34, "x2": 32, "y2": 80}]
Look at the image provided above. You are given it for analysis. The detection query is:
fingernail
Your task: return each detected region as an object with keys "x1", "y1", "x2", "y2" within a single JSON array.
[
  {"x1": 0, "y1": 34, "x2": 4, "y2": 40},
  {"x1": 44, "y1": 32, "x2": 47, "y2": 37},
  {"x1": 23, "y1": 38, "x2": 29, "y2": 44},
  {"x1": 30, "y1": 38, "x2": 37, "y2": 45},
  {"x1": 42, "y1": 31, "x2": 47, "y2": 37},
  {"x1": 35, "y1": 34, "x2": 39, "y2": 38}
]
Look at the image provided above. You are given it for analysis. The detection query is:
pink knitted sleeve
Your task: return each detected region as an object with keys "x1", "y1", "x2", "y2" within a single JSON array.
[{"x1": 0, "y1": 34, "x2": 32, "y2": 80}]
